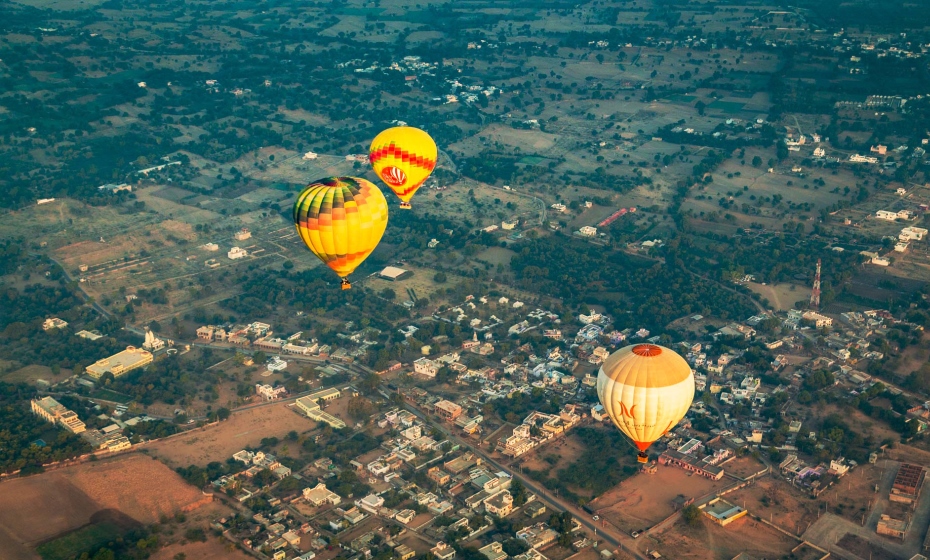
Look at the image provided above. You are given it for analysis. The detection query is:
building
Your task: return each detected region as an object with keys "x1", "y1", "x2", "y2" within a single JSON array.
[
  {"x1": 578, "y1": 226, "x2": 597, "y2": 237},
  {"x1": 891, "y1": 463, "x2": 925, "y2": 505},
  {"x1": 234, "y1": 228, "x2": 252, "y2": 241},
  {"x1": 395, "y1": 545, "x2": 416, "y2": 560},
  {"x1": 517, "y1": 523, "x2": 559, "y2": 549},
  {"x1": 142, "y1": 329, "x2": 165, "y2": 351},
  {"x1": 414, "y1": 357, "x2": 439, "y2": 377},
  {"x1": 431, "y1": 542, "x2": 456, "y2": 560},
  {"x1": 876, "y1": 210, "x2": 911, "y2": 221},
  {"x1": 877, "y1": 515, "x2": 909, "y2": 539},
  {"x1": 658, "y1": 450, "x2": 725, "y2": 480},
  {"x1": 228, "y1": 247, "x2": 248, "y2": 260},
  {"x1": 379, "y1": 266, "x2": 412, "y2": 281},
  {"x1": 256, "y1": 384, "x2": 287, "y2": 401},
  {"x1": 901, "y1": 227, "x2": 928, "y2": 241},
  {"x1": 434, "y1": 400, "x2": 463, "y2": 421},
  {"x1": 303, "y1": 483, "x2": 341, "y2": 506},
  {"x1": 479, "y1": 542, "x2": 508, "y2": 560},
  {"x1": 700, "y1": 498, "x2": 747, "y2": 526},
  {"x1": 484, "y1": 490, "x2": 514, "y2": 516},
  {"x1": 31, "y1": 397, "x2": 86, "y2": 434},
  {"x1": 43, "y1": 318, "x2": 68, "y2": 331},
  {"x1": 85, "y1": 346, "x2": 153, "y2": 379},
  {"x1": 295, "y1": 388, "x2": 346, "y2": 429}
]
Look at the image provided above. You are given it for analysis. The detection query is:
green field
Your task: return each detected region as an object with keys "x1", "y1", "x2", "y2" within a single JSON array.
[
  {"x1": 708, "y1": 100, "x2": 746, "y2": 113},
  {"x1": 36, "y1": 523, "x2": 123, "y2": 560},
  {"x1": 518, "y1": 155, "x2": 548, "y2": 165}
]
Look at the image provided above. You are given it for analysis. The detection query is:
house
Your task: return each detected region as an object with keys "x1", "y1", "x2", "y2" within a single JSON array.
[
  {"x1": 395, "y1": 545, "x2": 416, "y2": 560},
  {"x1": 228, "y1": 247, "x2": 248, "y2": 260},
  {"x1": 435, "y1": 400, "x2": 463, "y2": 420},
  {"x1": 901, "y1": 227, "x2": 928, "y2": 241},
  {"x1": 517, "y1": 523, "x2": 559, "y2": 549},
  {"x1": 432, "y1": 542, "x2": 456, "y2": 560},
  {"x1": 303, "y1": 483, "x2": 341, "y2": 506},
  {"x1": 395, "y1": 509, "x2": 416, "y2": 524},
  {"x1": 43, "y1": 318, "x2": 68, "y2": 331},
  {"x1": 484, "y1": 491, "x2": 514, "y2": 517},
  {"x1": 414, "y1": 357, "x2": 439, "y2": 377},
  {"x1": 525, "y1": 501, "x2": 547, "y2": 518},
  {"x1": 578, "y1": 226, "x2": 597, "y2": 237},
  {"x1": 479, "y1": 542, "x2": 509, "y2": 560}
]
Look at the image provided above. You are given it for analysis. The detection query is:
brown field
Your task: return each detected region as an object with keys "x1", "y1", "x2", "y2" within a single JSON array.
[
  {"x1": 0, "y1": 454, "x2": 210, "y2": 558},
  {"x1": 588, "y1": 466, "x2": 727, "y2": 532},
  {"x1": 652, "y1": 515, "x2": 799, "y2": 560},
  {"x1": 728, "y1": 477, "x2": 819, "y2": 535},
  {"x1": 144, "y1": 401, "x2": 322, "y2": 467},
  {"x1": 745, "y1": 282, "x2": 807, "y2": 311},
  {"x1": 1, "y1": 364, "x2": 72, "y2": 385},
  {"x1": 722, "y1": 455, "x2": 767, "y2": 479},
  {"x1": 515, "y1": 433, "x2": 585, "y2": 474},
  {"x1": 150, "y1": 538, "x2": 252, "y2": 560},
  {"x1": 817, "y1": 465, "x2": 882, "y2": 524}
]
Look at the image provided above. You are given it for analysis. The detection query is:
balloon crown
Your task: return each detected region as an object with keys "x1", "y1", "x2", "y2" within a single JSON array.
[{"x1": 632, "y1": 344, "x2": 662, "y2": 357}]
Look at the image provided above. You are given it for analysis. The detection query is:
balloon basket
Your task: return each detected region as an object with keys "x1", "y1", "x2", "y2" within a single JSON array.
[
  {"x1": 399, "y1": 202, "x2": 412, "y2": 209},
  {"x1": 340, "y1": 279, "x2": 351, "y2": 290},
  {"x1": 637, "y1": 452, "x2": 649, "y2": 464}
]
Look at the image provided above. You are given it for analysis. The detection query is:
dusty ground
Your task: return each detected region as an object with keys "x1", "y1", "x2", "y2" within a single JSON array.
[
  {"x1": 745, "y1": 282, "x2": 806, "y2": 311},
  {"x1": 1, "y1": 364, "x2": 72, "y2": 385},
  {"x1": 588, "y1": 466, "x2": 726, "y2": 532},
  {"x1": 728, "y1": 477, "x2": 819, "y2": 536},
  {"x1": 514, "y1": 432, "x2": 585, "y2": 474},
  {"x1": 0, "y1": 454, "x2": 211, "y2": 559},
  {"x1": 651, "y1": 515, "x2": 799, "y2": 560},
  {"x1": 150, "y1": 538, "x2": 252, "y2": 560},
  {"x1": 817, "y1": 464, "x2": 883, "y2": 525},
  {"x1": 721, "y1": 456, "x2": 767, "y2": 479},
  {"x1": 144, "y1": 402, "x2": 317, "y2": 467}
]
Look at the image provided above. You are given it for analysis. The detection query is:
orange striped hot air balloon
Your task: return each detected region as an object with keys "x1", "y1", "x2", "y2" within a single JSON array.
[
  {"x1": 293, "y1": 177, "x2": 388, "y2": 290},
  {"x1": 596, "y1": 344, "x2": 695, "y2": 463},
  {"x1": 369, "y1": 126, "x2": 437, "y2": 209}
]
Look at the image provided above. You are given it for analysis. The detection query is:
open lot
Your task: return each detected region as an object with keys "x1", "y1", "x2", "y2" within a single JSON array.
[
  {"x1": 150, "y1": 536, "x2": 252, "y2": 560},
  {"x1": 0, "y1": 454, "x2": 211, "y2": 559},
  {"x1": 729, "y1": 476, "x2": 820, "y2": 536},
  {"x1": 745, "y1": 282, "x2": 807, "y2": 311},
  {"x1": 653, "y1": 514, "x2": 799, "y2": 560},
  {"x1": 588, "y1": 465, "x2": 727, "y2": 533},
  {"x1": 144, "y1": 400, "x2": 345, "y2": 467}
]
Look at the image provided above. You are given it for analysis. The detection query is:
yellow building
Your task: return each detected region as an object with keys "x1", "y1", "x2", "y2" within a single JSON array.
[
  {"x1": 31, "y1": 396, "x2": 86, "y2": 434},
  {"x1": 295, "y1": 388, "x2": 346, "y2": 429},
  {"x1": 86, "y1": 346, "x2": 153, "y2": 379}
]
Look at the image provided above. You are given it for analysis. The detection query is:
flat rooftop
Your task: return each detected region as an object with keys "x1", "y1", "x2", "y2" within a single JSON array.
[
  {"x1": 379, "y1": 266, "x2": 409, "y2": 279},
  {"x1": 86, "y1": 346, "x2": 153, "y2": 378},
  {"x1": 704, "y1": 499, "x2": 744, "y2": 521}
]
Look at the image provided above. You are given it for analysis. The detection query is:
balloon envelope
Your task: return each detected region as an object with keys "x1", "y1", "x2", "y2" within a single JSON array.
[
  {"x1": 369, "y1": 127, "x2": 437, "y2": 204},
  {"x1": 596, "y1": 344, "x2": 695, "y2": 452},
  {"x1": 293, "y1": 177, "x2": 388, "y2": 281}
]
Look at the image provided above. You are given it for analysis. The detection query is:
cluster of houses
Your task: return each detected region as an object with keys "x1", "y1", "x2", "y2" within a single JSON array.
[{"x1": 497, "y1": 407, "x2": 582, "y2": 457}]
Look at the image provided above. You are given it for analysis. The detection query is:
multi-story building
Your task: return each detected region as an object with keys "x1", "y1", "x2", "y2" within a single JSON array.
[
  {"x1": 434, "y1": 400, "x2": 463, "y2": 420},
  {"x1": 31, "y1": 396, "x2": 86, "y2": 434},
  {"x1": 85, "y1": 346, "x2": 153, "y2": 379},
  {"x1": 413, "y1": 357, "x2": 439, "y2": 377}
]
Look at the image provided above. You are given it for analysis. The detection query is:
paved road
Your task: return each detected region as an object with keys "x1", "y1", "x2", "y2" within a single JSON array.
[{"x1": 397, "y1": 401, "x2": 648, "y2": 560}]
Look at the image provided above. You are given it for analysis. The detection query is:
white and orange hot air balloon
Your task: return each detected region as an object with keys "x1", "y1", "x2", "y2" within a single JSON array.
[{"x1": 596, "y1": 344, "x2": 695, "y2": 463}]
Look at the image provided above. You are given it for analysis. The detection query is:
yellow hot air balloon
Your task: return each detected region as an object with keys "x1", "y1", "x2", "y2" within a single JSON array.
[
  {"x1": 293, "y1": 176, "x2": 388, "y2": 290},
  {"x1": 368, "y1": 126, "x2": 437, "y2": 209},
  {"x1": 596, "y1": 344, "x2": 695, "y2": 463}
]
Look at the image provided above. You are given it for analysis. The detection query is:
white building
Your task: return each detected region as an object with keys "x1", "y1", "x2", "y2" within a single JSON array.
[
  {"x1": 228, "y1": 247, "x2": 248, "y2": 260},
  {"x1": 414, "y1": 357, "x2": 439, "y2": 377},
  {"x1": 234, "y1": 228, "x2": 252, "y2": 241},
  {"x1": 900, "y1": 227, "x2": 927, "y2": 241},
  {"x1": 578, "y1": 226, "x2": 597, "y2": 237},
  {"x1": 256, "y1": 383, "x2": 287, "y2": 400}
]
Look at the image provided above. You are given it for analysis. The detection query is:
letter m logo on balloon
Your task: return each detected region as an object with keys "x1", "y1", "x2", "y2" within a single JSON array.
[{"x1": 617, "y1": 402, "x2": 636, "y2": 419}]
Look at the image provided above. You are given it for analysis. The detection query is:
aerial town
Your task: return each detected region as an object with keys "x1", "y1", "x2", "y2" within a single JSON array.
[{"x1": 4, "y1": 0, "x2": 930, "y2": 559}]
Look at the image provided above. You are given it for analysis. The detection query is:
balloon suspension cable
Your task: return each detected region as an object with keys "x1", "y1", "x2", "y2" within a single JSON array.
[
  {"x1": 637, "y1": 452, "x2": 649, "y2": 464},
  {"x1": 340, "y1": 278, "x2": 351, "y2": 290},
  {"x1": 399, "y1": 202, "x2": 412, "y2": 209}
]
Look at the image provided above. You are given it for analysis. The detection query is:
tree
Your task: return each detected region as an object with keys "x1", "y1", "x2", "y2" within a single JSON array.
[
  {"x1": 682, "y1": 504, "x2": 702, "y2": 526},
  {"x1": 380, "y1": 287, "x2": 396, "y2": 300},
  {"x1": 752, "y1": 156, "x2": 763, "y2": 167},
  {"x1": 216, "y1": 407, "x2": 231, "y2": 421},
  {"x1": 252, "y1": 351, "x2": 267, "y2": 364},
  {"x1": 434, "y1": 272, "x2": 447, "y2": 283},
  {"x1": 510, "y1": 478, "x2": 528, "y2": 506}
]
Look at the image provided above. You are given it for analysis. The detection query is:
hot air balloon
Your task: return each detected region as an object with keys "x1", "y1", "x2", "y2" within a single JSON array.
[
  {"x1": 596, "y1": 344, "x2": 695, "y2": 463},
  {"x1": 293, "y1": 176, "x2": 388, "y2": 290},
  {"x1": 369, "y1": 126, "x2": 437, "y2": 209}
]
